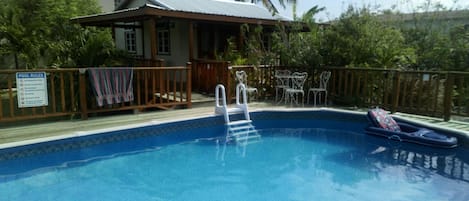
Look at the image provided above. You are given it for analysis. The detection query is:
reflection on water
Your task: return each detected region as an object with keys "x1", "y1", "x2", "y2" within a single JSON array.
[
  {"x1": 265, "y1": 127, "x2": 469, "y2": 184},
  {"x1": 1, "y1": 127, "x2": 468, "y2": 201}
]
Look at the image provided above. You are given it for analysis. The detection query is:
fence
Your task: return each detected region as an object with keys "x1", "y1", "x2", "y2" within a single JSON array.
[
  {"x1": 0, "y1": 69, "x2": 79, "y2": 123},
  {"x1": 0, "y1": 63, "x2": 192, "y2": 123},
  {"x1": 229, "y1": 65, "x2": 276, "y2": 100},
  {"x1": 2, "y1": 62, "x2": 468, "y2": 123},
  {"x1": 192, "y1": 59, "x2": 231, "y2": 96},
  {"x1": 223, "y1": 64, "x2": 469, "y2": 121},
  {"x1": 324, "y1": 67, "x2": 469, "y2": 121}
]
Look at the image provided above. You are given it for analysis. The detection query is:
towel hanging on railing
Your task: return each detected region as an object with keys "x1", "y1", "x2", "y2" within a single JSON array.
[{"x1": 87, "y1": 68, "x2": 134, "y2": 107}]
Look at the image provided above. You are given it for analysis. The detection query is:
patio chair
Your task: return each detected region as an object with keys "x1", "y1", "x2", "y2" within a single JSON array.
[
  {"x1": 285, "y1": 72, "x2": 308, "y2": 107},
  {"x1": 307, "y1": 71, "x2": 331, "y2": 107},
  {"x1": 235, "y1": 70, "x2": 258, "y2": 101},
  {"x1": 274, "y1": 70, "x2": 291, "y2": 103}
]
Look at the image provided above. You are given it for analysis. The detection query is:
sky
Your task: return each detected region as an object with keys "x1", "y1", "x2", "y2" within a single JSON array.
[{"x1": 274, "y1": 0, "x2": 469, "y2": 22}]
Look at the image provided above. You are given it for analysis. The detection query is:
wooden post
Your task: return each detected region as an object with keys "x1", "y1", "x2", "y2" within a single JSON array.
[
  {"x1": 238, "y1": 25, "x2": 244, "y2": 51},
  {"x1": 186, "y1": 62, "x2": 192, "y2": 108},
  {"x1": 140, "y1": 20, "x2": 145, "y2": 60},
  {"x1": 391, "y1": 70, "x2": 401, "y2": 114},
  {"x1": 189, "y1": 21, "x2": 194, "y2": 61},
  {"x1": 149, "y1": 18, "x2": 158, "y2": 60},
  {"x1": 443, "y1": 72, "x2": 454, "y2": 121},
  {"x1": 225, "y1": 61, "x2": 231, "y2": 103},
  {"x1": 111, "y1": 24, "x2": 116, "y2": 41},
  {"x1": 7, "y1": 76, "x2": 14, "y2": 118},
  {"x1": 78, "y1": 68, "x2": 88, "y2": 120}
]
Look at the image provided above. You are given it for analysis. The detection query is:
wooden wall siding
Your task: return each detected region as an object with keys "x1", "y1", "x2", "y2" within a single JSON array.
[{"x1": 0, "y1": 64, "x2": 192, "y2": 123}]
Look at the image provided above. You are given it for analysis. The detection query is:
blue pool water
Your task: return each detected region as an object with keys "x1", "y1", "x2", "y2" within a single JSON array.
[{"x1": 0, "y1": 111, "x2": 468, "y2": 201}]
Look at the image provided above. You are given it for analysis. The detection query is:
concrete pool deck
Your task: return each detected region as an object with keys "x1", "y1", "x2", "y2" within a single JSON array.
[{"x1": 1, "y1": 101, "x2": 469, "y2": 149}]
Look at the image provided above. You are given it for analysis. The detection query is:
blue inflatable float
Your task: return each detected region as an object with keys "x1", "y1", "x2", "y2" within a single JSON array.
[{"x1": 365, "y1": 108, "x2": 458, "y2": 148}]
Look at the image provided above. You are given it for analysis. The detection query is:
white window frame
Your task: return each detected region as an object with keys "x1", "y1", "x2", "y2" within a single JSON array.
[
  {"x1": 124, "y1": 28, "x2": 136, "y2": 53},
  {"x1": 157, "y1": 29, "x2": 171, "y2": 55}
]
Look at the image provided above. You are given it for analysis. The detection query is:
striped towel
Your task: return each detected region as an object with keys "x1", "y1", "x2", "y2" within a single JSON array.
[{"x1": 88, "y1": 68, "x2": 134, "y2": 107}]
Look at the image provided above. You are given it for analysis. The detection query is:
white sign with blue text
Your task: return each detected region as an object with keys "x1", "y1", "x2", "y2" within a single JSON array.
[{"x1": 16, "y1": 72, "x2": 49, "y2": 108}]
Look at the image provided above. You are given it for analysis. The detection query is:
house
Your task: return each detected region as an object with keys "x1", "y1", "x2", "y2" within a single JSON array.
[
  {"x1": 379, "y1": 9, "x2": 469, "y2": 32},
  {"x1": 98, "y1": 0, "x2": 120, "y2": 12},
  {"x1": 73, "y1": 0, "x2": 292, "y2": 66}
]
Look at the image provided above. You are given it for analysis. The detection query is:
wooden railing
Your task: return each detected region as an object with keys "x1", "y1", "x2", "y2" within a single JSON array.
[
  {"x1": 192, "y1": 61, "x2": 277, "y2": 101},
  {"x1": 80, "y1": 64, "x2": 192, "y2": 120},
  {"x1": 132, "y1": 58, "x2": 165, "y2": 67},
  {"x1": 192, "y1": 59, "x2": 230, "y2": 96},
  {"x1": 0, "y1": 69, "x2": 79, "y2": 123},
  {"x1": 324, "y1": 67, "x2": 469, "y2": 120},
  {"x1": 229, "y1": 65, "x2": 276, "y2": 100},
  {"x1": 224, "y1": 65, "x2": 469, "y2": 121},
  {"x1": 2, "y1": 62, "x2": 468, "y2": 123},
  {"x1": 0, "y1": 63, "x2": 192, "y2": 123}
]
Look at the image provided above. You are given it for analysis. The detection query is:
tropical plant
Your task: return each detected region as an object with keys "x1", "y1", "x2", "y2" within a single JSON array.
[
  {"x1": 321, "y1": 6, "x2": 414, "y2": 69},
  {"x1": 448, "y1": 26, "x2": 469, "y2": 71},
  {"x1": 218, "y1": 36, "x2": 247, "y2": 65},
  {"x1": 241, "y1": 24, "x2": 268, "y2": 66},
  {"x1": 0, "y1": 0, "x2": 119, "y2": 69},
  {"x1": 380, "y1": 1, "x2": 468, "y2": 71},
  {"x1": 271, "y1": 22, "x2": 321, "y2": 67}
]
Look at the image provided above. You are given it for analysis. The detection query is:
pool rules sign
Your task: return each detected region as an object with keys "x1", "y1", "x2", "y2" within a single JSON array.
[{"x1": 16, "y1": 72, "x2": 49, "y2": 108}]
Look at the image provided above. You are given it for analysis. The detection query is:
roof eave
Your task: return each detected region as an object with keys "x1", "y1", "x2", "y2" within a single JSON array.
[
  {"x1": 71, "y1": 7, "x2": 148, "y2": 26},
  {"x1": 71, "y1": 4, "x2": 291, "y2": 27}
]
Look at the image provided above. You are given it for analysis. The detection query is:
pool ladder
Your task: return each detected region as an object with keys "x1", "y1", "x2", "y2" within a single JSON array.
[
  {"x1": 215, "y1": 83, "x2": 261, "y2": 143},
  {"x1": 226, "y1": 120, "x2": 261, "y2": 144}
]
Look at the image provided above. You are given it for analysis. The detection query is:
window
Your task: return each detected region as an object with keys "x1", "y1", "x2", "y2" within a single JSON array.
[
  {"x1": 158, "y1": 29, "x2": 170, "y2": 55},
  {"x1": 125, "y1": 28, "x2": 136, "y2": 53}
]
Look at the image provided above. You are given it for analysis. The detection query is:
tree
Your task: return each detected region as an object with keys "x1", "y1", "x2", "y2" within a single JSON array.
[
  {"x1": 0, "y1": 0, "x2": 117, "y2": 68},
  {"x1": 271, "y1": 10, "x2": 323, "y2": 67},
  {"x1": 449, "y1": 26, "x2": 469, "y2": 71},
  {"x1": 321, "y1": 6, "x2": 414, "y2": 69},
  {"x1": 380, "y1": 1, "x2": 469, "y2": 71}
]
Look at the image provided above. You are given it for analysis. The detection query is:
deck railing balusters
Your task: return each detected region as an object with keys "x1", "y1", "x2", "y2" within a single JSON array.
[
  {"x1": 0, "y1": 66, "x2": 191, "y2": 123},
  {"x1": 1, "y1": 65, "x2": 469, "y2": 123}
]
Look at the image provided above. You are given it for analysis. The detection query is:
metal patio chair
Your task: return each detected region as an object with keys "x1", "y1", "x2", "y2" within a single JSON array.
[
  {"x1": 274, "y1": 70, "x2": 292, "y2": 103},
  {"x1": 285, "y1": 72, "x2": 308, "y2": 107},
  {"x1": 235, "y1": 70, "x2": 258, "y2": 101},
  {"x1": 307, "y1": 71, "x2": 331, "y2": 107}
]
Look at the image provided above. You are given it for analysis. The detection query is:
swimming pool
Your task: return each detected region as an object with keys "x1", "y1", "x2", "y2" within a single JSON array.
[{"x1": 0, "y1": 110, "x2": 468, "y2": 200}]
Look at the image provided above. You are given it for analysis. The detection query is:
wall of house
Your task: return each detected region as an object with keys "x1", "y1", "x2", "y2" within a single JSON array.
[
  {"x1": 114, "y1": 23, "x2": 144, "y2": 57},
  {"x1": 160, "y1": 20, "x2": 190, "y2": 66},
  {"x1": 141, "y1": 19, "x2": 191, "y2": 66},
  {"x1": 115, "y1": 29, "x2": 125, "y2": 50},
  {"x1": 390, "y1": 18, "x2": 468, "y2": 33},
  {"x1": 114, "y1": 0, "x2": 196, "y2": 66},
  {"x1": 382, "y1": 11, "x2": 469, "y2": 33}
]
